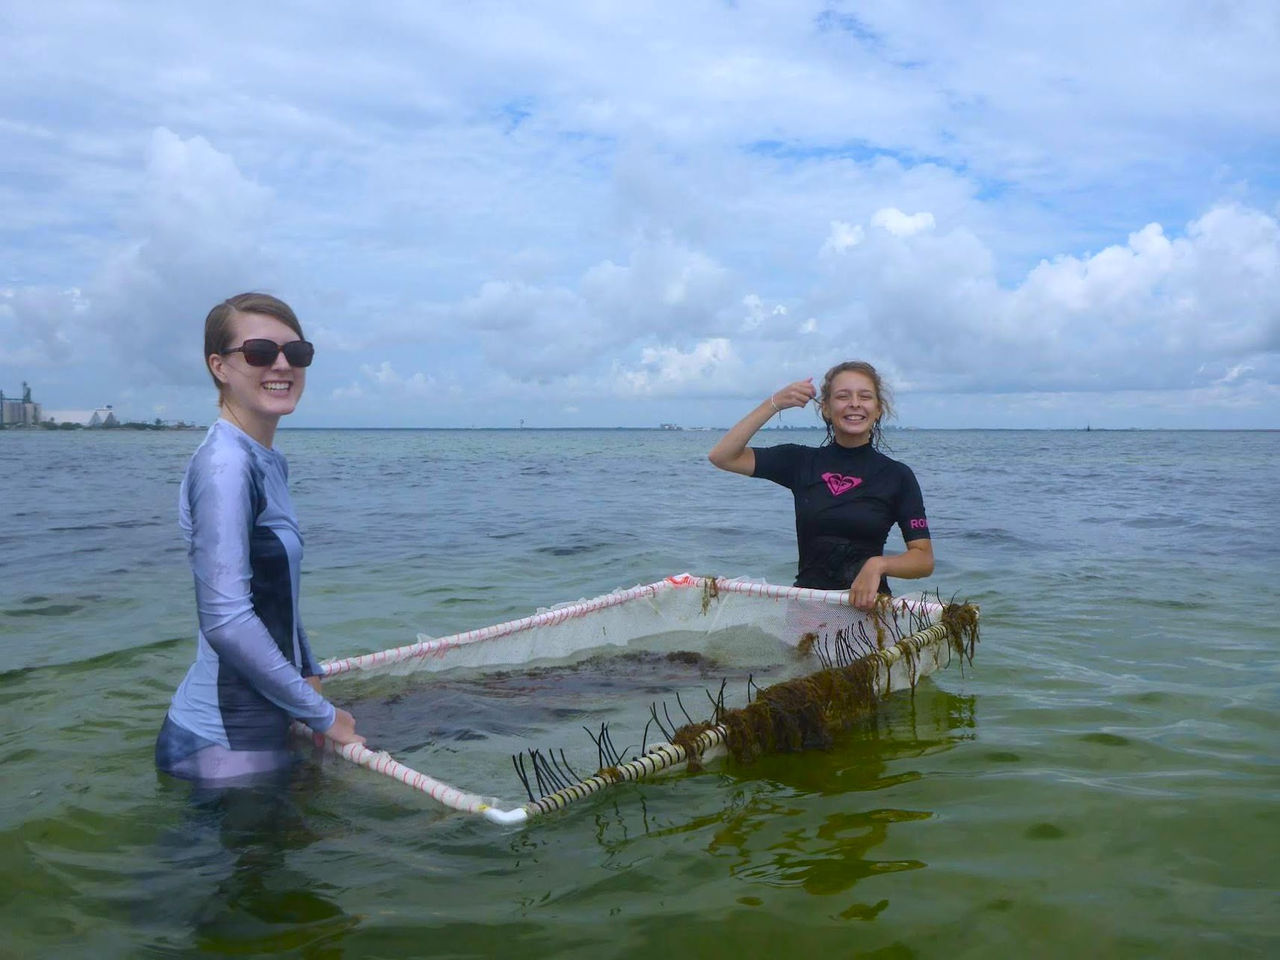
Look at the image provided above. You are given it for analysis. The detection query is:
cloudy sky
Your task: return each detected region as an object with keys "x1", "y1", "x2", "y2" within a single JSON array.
[{"x1": 2, "y1": 1, "x2": 1278, "y2": 429}]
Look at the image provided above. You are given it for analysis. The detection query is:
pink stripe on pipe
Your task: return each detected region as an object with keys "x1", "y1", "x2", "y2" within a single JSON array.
[{"x1": 294, "y1": 726, "x2": 494, "y2": 815}]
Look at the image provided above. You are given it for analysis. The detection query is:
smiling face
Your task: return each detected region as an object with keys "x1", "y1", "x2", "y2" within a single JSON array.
[
  {"x1": 207, "y1": 311, "x2": 307, "y2": 444},
  {"x1": 822, "y1": 369, "x2": 881, "y2": 447}
]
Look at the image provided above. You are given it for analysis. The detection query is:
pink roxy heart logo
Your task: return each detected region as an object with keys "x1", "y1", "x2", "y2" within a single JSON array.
[{"x1": 821, "y1": 472, "x2": 863, "y2": 496}]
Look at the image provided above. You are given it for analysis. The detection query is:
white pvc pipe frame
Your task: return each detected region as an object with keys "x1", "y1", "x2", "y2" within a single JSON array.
[{"x1": 304, "y1": 574, "x2": 949, "y2": 826}]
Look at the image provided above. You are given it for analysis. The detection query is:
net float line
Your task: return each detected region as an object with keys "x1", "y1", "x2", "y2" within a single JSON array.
[
  {"x1": 318, "y1": 574, "x2": 944, "y2": 679},
  {"x1": 693, "y1": 574, "x2": 945, "y2": 616},
  {"x1": 318, "y1": 578, "x2": 671, "y2": 678}
]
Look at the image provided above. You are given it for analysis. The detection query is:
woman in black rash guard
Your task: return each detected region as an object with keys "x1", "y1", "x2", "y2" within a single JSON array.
[{"x1": 708, "y1": 360, "x2": 934, "y2": 612}]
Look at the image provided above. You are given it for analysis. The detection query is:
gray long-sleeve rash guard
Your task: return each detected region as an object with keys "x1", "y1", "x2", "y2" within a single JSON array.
[{"x1": 156, "y1": 420, "x2": 334, "y2": 781}]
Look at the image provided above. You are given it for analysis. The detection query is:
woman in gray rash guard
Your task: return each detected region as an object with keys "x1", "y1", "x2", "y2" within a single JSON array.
[
  {"x1": 708, "y1": 360, "x2": 934, "y2": 613},
  {"x1": 155, "y1": 292, "x2": 363, "y2": 785}
]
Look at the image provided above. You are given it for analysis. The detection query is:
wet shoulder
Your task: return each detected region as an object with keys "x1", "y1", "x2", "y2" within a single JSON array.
[
  {"x1": 872, "y1": 447, "x2": 911, "y2": 469},
  {"x1": 871, "y1": 447, "x2": 919, "y2": 481},
  {"x1": 187, "y1": 421, "x2": 256, "y2": 480},
  {"x1": 185, "y1": 421, "x2": 287, "y2": 493}
]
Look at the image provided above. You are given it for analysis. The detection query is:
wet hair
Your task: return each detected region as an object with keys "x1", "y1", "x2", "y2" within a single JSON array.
[
  {"x1": 818, "y1": 360, "x2": 893, "y2": 449},
  {"x1": 204, "y1": 292, "x2": 304, "y2": 404}
]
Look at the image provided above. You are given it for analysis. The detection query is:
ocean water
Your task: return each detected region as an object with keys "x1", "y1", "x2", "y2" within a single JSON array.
[{"x1": 1, "y1": 427, "x2": 1277, "y2": 958}]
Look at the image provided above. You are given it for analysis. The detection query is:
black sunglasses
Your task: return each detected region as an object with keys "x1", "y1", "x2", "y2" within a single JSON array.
[{"x1": 222, "y1": 338, "x2": 315, "y2": 368}]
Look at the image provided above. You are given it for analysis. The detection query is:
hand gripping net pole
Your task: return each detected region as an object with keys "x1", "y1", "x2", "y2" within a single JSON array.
[{"x1": 303, "y1": 575, "x2": 979, "y2": 826}]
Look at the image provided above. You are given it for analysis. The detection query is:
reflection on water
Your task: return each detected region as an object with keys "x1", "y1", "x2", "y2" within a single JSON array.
[
  {"x1": 492, "y1": 685, "x2": 982, "y2": 929},
  {"x1": 4, "y1": 769, "x2": 357, "y2": 958},
  {"x1": 143, "y1": 768, "x2": 358, "y2": 955},
  {"x1": 697, "y1": 689, "x2": 977, "y2": 922}
]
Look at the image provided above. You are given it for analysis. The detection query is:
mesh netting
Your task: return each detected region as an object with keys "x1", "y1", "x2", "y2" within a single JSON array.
[{"x1": 307, "y1": 575, "x2": 979, "y2": 825}]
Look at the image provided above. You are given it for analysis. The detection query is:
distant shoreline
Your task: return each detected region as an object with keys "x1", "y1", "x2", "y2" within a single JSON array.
[
  {"x1": 279, "y1": 425, "x2": 1280, "y2": 432},
  {"x1": 0, "y1": 422, "x2": 205, "y2": 432},
  {"x1": 3, "y1": 424, "x2": 1275, "y2": 434}
]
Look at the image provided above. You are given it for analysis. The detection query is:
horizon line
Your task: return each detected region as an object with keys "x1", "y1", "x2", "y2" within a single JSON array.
[
  {"x1": 6, "y1": 423, "x2": 1277, "y2": 433},
  {"x1": 273, "y1": 425, "x2": 1279, "y2": 432}
]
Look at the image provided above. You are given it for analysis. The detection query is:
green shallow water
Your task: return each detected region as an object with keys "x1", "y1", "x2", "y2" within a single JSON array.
[{"x1": 1, "y1": 428, "x2": 1277, "y2": 958}]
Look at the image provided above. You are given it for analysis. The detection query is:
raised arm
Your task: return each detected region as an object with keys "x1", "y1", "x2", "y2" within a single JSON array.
[{"x1": 708, "y1": 378, "x2": 816, "y2": 475}]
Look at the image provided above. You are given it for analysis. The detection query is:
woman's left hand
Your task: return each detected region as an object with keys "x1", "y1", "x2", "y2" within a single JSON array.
[
  {"x1": 849, "y1": 558, "x2": 885, "y2": 612},
  {"x1": 324, "y1": 708, "x2": 366, "y2": 746}
]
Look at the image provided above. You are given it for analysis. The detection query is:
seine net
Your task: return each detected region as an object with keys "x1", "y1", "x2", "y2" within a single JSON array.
[{"x1": 309, "y1": 575, "x2": 978, "y2": 825}]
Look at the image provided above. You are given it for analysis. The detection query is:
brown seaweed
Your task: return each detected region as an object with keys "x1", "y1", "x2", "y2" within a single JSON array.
[{"x1": 514, "y1": 597, "x2": 981, "y2": 802}]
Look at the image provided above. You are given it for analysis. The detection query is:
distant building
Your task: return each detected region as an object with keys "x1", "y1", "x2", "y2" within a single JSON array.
[
  {"x1": 43, "y1": 405, "x2": 119, "y2": 428},
  {"x1": 0, "y1": 382, "x2": 43, "y2": 427}
]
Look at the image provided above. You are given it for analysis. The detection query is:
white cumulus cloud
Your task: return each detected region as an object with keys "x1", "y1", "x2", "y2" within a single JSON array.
[{"x1": 871, "y1": 208, "x2": 936, "y2": 238}]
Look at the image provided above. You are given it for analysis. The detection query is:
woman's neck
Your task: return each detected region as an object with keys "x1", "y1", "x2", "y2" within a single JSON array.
[
  {"x1": 832, "y1": 435, "x2": 871, "y2": 449},
  {"x1": 220, "y1": 404, "x2": 277, "y2": 448}
]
